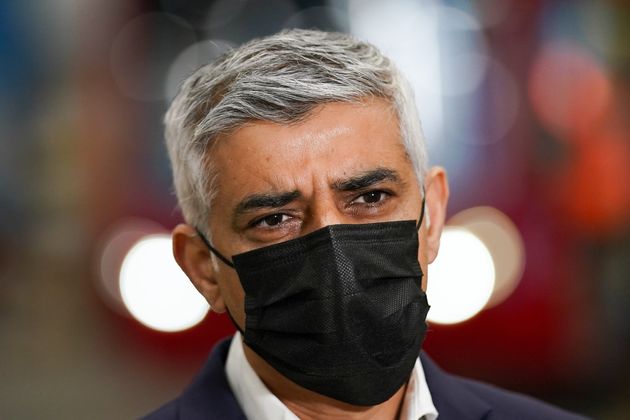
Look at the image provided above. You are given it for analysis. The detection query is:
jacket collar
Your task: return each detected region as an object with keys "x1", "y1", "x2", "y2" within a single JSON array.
[
  {"x1": 420, "y1": 352, "x2": 492, "y2": 420},
  {"x1": 178, "y1": 338, "x2": 491, "y2": 420},
  {"x1": 178, "y1": 338, "x2": 247, "y2": 420}
]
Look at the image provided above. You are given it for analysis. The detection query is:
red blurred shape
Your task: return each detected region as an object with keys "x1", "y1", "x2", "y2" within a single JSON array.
[
  {"x1": 555, "y1": 126, "x2": 630, "y2": 236},
  {"x1": 529, "y1": 41, "x2": 612, "y2": 140}
]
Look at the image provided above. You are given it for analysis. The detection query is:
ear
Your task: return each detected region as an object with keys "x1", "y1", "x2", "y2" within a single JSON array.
[
  {"x1": 171, "y1": 224, "x2": 226, "y2": 313},
  {"x1": 423, "y1": 167, "x2": 449, "y2": 264}
]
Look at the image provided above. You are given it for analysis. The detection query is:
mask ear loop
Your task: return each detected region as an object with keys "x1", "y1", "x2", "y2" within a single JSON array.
[
  {"x1": 194, "y1": 228, "x2": 245, "y2": 333},
  {"x1": 195, "y1": 228, "x2": 235, "y2": 268},
  {"x1": 416, "y1": 187, "x2": 426, "y2": 230}
]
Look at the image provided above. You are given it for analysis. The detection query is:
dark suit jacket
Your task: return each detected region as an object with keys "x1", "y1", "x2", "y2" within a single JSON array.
[{"x1": 142, "y1": 338, "x2": 589, "y2": 420}]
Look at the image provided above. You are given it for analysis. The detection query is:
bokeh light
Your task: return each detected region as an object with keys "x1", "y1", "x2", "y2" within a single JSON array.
[
  {"x1": 119, "y1": 234, "x2": 209, "y2": 332},
  {"x1": 283, "y1": 5, "x2": 348, "y2": 32},
  {"x1": 448, "y1": 207, "x2": 525, "y2": 307},
  {"x1": 110, "y1": 12, "x2": 196, "y2": 101},
  {"x1": 447, "y1": 56, "x2": 520, "y2": 146},
  {"x1": 165, "y1": 39, "x2": 234, "y2": 100},
  {"x1": 427, "y1": 227, "x2": 495, "y2": 324},
  {"x1": 555, "y1": 128, "x2": 630, "y2": 236},
  {"x1": 471, "y1": 0, "x2": 513, "y2": 28},
  {"x1": 202, "y1": 0, "x2": 249, "y2": 30},
  {"x1": 529, "y1": 41, "x2": 612, "y2": 140},
  {"x1": 96, "y1": 218, "x2": 167, "y2": 315},
  {"x1": 347, "y1": 0, "x2": 489, "y2": 146},
  {"x1": 204, "y1": 0, "x2": 298, "y2": 43}
]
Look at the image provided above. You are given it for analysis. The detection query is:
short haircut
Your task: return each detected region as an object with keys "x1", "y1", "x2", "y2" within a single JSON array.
[{"x1": 165, "y1": 29, "x2": 427, "y2": 233}]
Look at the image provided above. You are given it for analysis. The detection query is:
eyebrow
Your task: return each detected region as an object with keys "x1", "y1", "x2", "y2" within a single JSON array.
[
  {"x1": 231, "y1": 167, "x2": 401, "y2": 222},
  {"x1": 332, "y1": 168, "x2": 401, "y2": 191},
  {"x1": 234, "y1": 190, "x2": 302, "y2": 217}
]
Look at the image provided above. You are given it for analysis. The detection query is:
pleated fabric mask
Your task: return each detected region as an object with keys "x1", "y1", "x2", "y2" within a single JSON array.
[{"x1": 197, "y1": 202, "x2": 429, "y2": 406}]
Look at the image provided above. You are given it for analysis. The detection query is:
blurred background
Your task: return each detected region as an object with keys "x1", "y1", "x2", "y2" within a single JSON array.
[{"x1": 1, "y1": 0, "x2": 629, "y2": 418}]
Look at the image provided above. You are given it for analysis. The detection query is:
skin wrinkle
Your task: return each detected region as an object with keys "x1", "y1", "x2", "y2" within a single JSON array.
[
  {"x1": 221, "y1": 100, "x2": 413, "y2": 236},
  {"x1": 332, "y1": 168, "x2": 400, "y2": 192},
  {"x1": 222, "y1": 100, "x2": 409, "y2": 297},
  {"x1": 232, "y1": 167, "x2": 406, "y2": 235},
  {"x1": 234, "y1": 191, "x2": 302, "y2": 218}
]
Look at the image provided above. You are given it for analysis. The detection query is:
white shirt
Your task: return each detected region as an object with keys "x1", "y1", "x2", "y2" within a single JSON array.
[{"x1": 225, "y1": 332, "x2": 438, "y2": 420}]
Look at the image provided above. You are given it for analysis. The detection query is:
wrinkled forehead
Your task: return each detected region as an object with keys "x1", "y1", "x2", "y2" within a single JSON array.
[
  {"x1": 211, "y1": 99, "x2": 405, "y2": 168},
  {"x1": 205, "y1": 100, "x2": 415, "y2": 210},
  {"x1": 209, "y1": 98, "x2": 405, "y2": 162}
]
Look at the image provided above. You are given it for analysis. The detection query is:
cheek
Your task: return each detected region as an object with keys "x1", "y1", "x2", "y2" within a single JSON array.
[{"x1": 217, "y1": 269, "x2": 247, "y2": 326}]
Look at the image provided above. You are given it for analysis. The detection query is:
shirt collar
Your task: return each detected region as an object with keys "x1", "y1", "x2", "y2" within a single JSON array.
[
  {"x1": 225, "y1": 332, "x2": 438, "y2": 420},
  {"x1": 401, "y1": 356, "x2": 438, "y2": 420}
]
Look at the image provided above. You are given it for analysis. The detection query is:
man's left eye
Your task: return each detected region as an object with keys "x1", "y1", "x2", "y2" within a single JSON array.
[
  {"x1": 255, "y1": 213, "x2": 291, "y2": 228},
  {"x1": 354, "y1": 191, "x2": 388, "y2": 204}
]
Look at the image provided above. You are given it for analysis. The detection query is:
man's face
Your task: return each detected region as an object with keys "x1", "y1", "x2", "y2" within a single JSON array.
[{"x1": 201, "y1": 98, "x2": 433, "y2": 328}]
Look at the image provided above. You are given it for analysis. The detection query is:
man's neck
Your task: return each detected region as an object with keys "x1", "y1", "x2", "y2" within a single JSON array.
[{"x1": 242, "y1": 342, "x2": 407, "y2": 420}]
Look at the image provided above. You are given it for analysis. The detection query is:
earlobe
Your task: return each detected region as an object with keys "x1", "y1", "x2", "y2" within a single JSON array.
[
  {"x1": 423, "y1": 167, "x2": 449, "y2": 264},
  {"x1": 171, "y1": 224, "x2": 226, "y2": 313}
]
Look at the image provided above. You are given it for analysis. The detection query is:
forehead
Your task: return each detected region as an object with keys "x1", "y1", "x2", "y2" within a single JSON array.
[{"x1": 209, "y1": 99, "x2": 414, "y2": 206}]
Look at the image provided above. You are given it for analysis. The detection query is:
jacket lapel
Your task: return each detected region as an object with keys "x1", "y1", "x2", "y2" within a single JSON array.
[
  {"x1": 178, "y1": 338, "x2": 247, "y2": 420},
  {"x1": 421, "y1": 352, "x2": 492, "y2": 420},
  {"x1": 177, "y1": 340, "x2": 491, "y2": 420}
]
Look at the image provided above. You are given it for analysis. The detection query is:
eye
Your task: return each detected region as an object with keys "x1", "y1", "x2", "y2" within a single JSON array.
[
  {"x1": 254, "y1": 213, "x2": 291, "y2": 228},
  {"x1": 353, "y1": 190, "x2": 389, "y2": 204}
]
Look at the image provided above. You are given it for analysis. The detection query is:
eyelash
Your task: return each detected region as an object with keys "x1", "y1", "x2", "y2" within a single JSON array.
[
  {"x1": 250, "y1": 190, "x2": 392, "y2": 229},
  {"x1": 251, "y1": 213, "x2": 293, "y2": 228},
  {"x1": 350, "y1": 190, "x2": 391, "y2": 206}
]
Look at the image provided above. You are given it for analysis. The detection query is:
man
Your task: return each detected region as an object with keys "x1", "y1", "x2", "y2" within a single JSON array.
[{"x1": 144, "y1": 29, "x2": 587, "y2": 419}]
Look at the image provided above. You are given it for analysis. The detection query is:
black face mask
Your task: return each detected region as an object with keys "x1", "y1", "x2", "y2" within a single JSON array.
[{"x1": 197, "y1": 202, "x2": 429, "y2": 406}]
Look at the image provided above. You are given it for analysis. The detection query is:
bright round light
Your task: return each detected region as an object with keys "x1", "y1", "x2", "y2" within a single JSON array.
[
  {"x1": 449, "y1": 207, "x2": 525, "y2": 308},
  {"x1": 427, "y1": 227, "x2": 495, "y2": 325},
  {"x1": 96, "y1": 218, "x2": 167, "y2": 316},
  {"x1": 120, "y1": 234, "x2": 209, "y2": 332}
]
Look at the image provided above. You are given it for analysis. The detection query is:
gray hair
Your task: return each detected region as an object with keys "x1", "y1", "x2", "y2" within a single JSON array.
[{"x1": 165, "y1": 29, "x2": 427, "y2": 232}]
